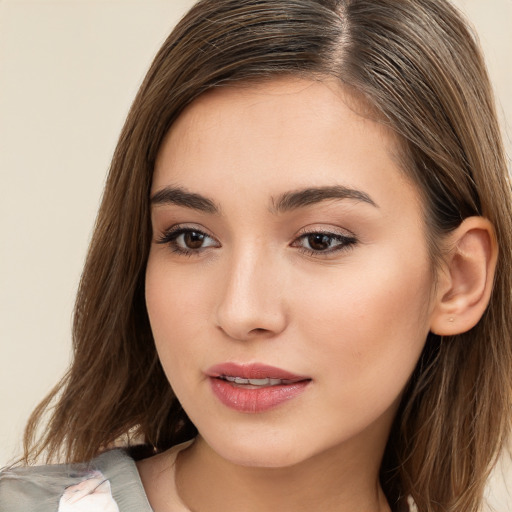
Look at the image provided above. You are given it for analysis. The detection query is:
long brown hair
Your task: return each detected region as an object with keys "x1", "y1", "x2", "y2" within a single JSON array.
[{"x1": 24, "y1": 1, "x2": 512, "y2": 510}]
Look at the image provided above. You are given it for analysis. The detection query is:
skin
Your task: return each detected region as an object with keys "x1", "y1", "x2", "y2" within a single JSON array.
[{"x1": 142, "y1": 78, "x2": 442, "y2": 512}]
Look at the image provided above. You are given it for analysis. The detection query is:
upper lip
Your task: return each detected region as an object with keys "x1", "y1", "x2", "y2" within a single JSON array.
[{"x1": 206, "y1": 362, "x2": 310, "y2": 382}]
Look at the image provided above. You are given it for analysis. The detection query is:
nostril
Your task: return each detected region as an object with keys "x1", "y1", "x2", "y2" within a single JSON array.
[{"x1": 250, "y1": 328, "x2": 269, "y2": 334}]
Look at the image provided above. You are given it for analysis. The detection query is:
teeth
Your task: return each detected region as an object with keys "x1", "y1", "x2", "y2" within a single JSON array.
[{"x1": 222, "y1": 376, "x2": 285, "y2": 386}]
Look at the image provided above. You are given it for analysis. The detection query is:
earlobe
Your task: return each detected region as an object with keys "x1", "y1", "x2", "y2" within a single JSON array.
[{"x1": 430, "y1": 217, "x2": 498, "y2": 336}]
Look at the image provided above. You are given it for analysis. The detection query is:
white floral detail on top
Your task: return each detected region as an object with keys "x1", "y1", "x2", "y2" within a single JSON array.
[
  {"x1": 57, "y1": 470, "x2": 120, "y2": 512},
  {"x1": 407, "y1": 496, "x2": 418, "y2": 512}
]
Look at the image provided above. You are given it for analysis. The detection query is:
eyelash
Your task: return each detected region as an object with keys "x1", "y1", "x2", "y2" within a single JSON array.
[
  {"x1": 156, "y1": 225, "x2": 219, "y2": 256},
  {"x1": 292, "y1": 230, "x2": 357, "y2": 256},
  {"x1": 156, "y1": 226, "x2": 357, "y2": 257}
]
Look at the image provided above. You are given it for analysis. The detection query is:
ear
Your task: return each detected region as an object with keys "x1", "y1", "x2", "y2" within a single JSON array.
[{"x1": 430, "y1": 217, "x2": 498, "y2": 336}]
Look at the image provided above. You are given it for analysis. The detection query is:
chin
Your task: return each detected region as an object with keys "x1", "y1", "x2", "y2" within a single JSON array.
[{"x1": 201, "y1": 428, "x2": 311, "y2": 469}]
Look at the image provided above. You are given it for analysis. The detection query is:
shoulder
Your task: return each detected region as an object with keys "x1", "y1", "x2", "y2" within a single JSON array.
[{"x1": 0, "y1": 449, "x2": 152, "y2": 512}]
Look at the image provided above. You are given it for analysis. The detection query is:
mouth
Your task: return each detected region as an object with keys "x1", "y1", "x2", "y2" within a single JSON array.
[
  {"x1": 206, "y1": 363, "x2": 311, "y2": 413},
  {"x1": 207, "y1": 362, "x2": 309, "y2": 382},
  {"x1": 217, "y1": 375, "x2": 299, "y2": 388}
]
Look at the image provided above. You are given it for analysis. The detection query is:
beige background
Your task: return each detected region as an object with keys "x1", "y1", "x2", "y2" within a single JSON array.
[{"x1": 1, "y1": 0, "x2": 510, "y2": 507}]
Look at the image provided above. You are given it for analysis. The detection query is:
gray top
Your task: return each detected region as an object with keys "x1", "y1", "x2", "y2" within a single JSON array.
[
  {"x1": 1, "y1": 444, "x2": 414, "y2": 511},
  {"x1": 0, "y1": 449, "x2": 154, "y2": 512}
]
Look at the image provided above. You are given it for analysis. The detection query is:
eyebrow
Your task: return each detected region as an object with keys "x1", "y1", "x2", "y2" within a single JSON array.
[
  {"x1": 150, "y1": 184, "x2": 377, "y2": 215},
  {"x1": 270, "y1": 185, "x2": 378, "y2": 213},
  {"x1": 150, "y1": 186, "x2": 220, "y2": 214}
]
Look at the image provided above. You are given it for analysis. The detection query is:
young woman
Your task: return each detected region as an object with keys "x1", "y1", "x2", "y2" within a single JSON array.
[{"x1": 1, "y1": 0, "x2": 511, "y2": 511}]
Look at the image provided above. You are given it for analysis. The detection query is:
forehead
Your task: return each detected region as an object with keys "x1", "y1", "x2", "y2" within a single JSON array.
[
  {"x1": 158, "y1": 78, "x2": 395, "y2": 159},
  {"x1": 152, "y1": 77, "x2": 419, "y2": 216}
]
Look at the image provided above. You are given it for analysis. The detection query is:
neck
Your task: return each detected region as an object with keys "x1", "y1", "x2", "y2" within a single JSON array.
[{"x1": 176, "y1": 436, "x2": 391, "y2": 512}]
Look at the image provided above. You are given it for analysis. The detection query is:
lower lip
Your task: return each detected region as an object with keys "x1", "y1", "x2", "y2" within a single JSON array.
[{"x1": 209, "y1": 378, "x2": 310, "y2": 413}]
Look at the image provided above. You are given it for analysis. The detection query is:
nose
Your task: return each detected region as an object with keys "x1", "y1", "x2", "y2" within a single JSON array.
[{"x1": 215, "y1": 247, "x2": 288, "y2": 341}]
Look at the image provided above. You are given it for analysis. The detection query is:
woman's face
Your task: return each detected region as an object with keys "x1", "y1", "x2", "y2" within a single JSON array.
[{"x1": 146, "y1": 78, "x2": 437, "y2": 468}]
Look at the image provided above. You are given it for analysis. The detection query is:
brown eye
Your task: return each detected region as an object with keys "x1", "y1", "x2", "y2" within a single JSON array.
[
  {"x1": 307, "y1": 234, "x2": 332, "y2": 251},
  {"x1": 183, "y1": 231, "x2": 206, "y2": 249},
  {"x1": 157, "y1": 227, "x2": 219, "y2": 254},
  {"x1": 292, "y1": 231, "x2": 357, "y2": 255}
]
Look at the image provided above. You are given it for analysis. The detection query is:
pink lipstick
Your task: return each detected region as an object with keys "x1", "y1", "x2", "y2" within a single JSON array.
[{"x1": 206, "y1": 363, "x2": 311, "y2": 413}]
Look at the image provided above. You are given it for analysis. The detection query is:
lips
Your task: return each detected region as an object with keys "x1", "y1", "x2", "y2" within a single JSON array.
[
  {"x1": 206, "y1": 363, "x2": 311, "y2": 413},
  {"x1": 220, "y1": 375, "x2": 292, "y2": 387}
]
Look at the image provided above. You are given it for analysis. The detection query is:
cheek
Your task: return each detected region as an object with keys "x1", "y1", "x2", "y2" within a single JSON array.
[
  {"x1": 145, "y1": 257, "x2": 212, "y2": 380},
  {"x1": 292, "y1": 250, "x2": 433, "y2": 398}
]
